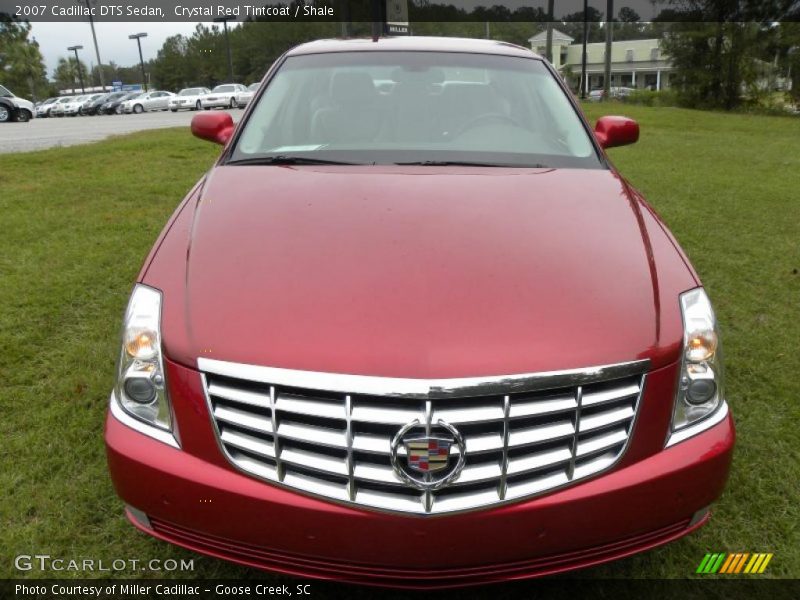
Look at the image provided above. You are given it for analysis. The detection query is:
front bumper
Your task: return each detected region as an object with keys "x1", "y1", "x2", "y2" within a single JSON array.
[
  {"x1": 105, "y1": 359, "x2": 734, "y2": 588},
  {"x1": 201, "y1": 100, "x2": 231, "y2": 109}
]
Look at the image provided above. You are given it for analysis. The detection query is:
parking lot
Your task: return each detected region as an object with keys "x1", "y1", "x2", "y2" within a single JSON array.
[{"x1": 0, "y1": 109, "x2": 241, "y2": 154}]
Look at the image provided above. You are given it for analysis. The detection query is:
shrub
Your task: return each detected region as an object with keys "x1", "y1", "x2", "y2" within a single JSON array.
[{"x1": 622, "y1": 89, "x2": 679, "y2": 107}]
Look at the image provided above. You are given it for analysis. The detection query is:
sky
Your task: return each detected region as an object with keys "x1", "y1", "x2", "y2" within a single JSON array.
[{"x1": 30, "y1": 22, "x2": 216, "y2": 77}]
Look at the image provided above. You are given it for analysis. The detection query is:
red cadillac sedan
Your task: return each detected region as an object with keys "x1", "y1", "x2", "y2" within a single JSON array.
[{"x1": 105, "y1": 37, "x2": 734, "y2": 587}]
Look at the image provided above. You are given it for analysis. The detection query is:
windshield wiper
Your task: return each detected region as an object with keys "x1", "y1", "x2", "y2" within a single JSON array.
[
  {"x1": 394, "y1": 160, "x2": 550, "y2": 168},
  {"x1": 227, "y1": 155, "x2": 362, "y2": 166}
]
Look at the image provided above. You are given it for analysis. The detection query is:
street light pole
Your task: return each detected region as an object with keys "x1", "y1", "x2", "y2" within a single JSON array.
[
  {"x1": 214, "y1": 16, "x2": 234, "y2": 82},
  {"x1": 67, "y1": 45, "x2": 85, "y2": 93},
  {"x1": 545, "y1": 0, "x2": 554, "y2": 63},
  {"x1": 84, "y1": 0, "x2": 105, "y2": 90},
  {"x1": 581, "y1": 0, "x2": 588, "y2": 99},
  {"x1": 603, "y1": 0, "x2": 614, "y2": 101},
  {"x1": 128, "y1": 33, "x2": 148, "y2": 92}
]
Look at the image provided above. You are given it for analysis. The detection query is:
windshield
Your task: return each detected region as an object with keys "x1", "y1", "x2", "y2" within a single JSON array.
[
  {"x1": 213, "y1": 85, "x2": 235, "y2": 93},
  {"x1": 180, "y1": 88, "x2": 203, "y2": 96},
  {"x1": 0, "y1": 85, "x2": 12, "y2": 98},
  {"x1": 231, "y1": 51, "x2": 600, "y2": 169},
  {"x1": 247, "y1": 83, "x2": 259, "y2": 91}
]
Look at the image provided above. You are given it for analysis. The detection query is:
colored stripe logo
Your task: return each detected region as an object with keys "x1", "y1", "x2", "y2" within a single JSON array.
[{"x1": 696, "y1": 553, "x2": 773, "y2": 574}]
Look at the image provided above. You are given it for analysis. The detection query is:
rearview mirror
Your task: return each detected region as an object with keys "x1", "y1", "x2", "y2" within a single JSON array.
[
  {"x1": 594, "y1": 116, "x2": 639, "y2": 149},
  {"x1": 191, "y1": 112, "x2": 234, "y2": 145}
]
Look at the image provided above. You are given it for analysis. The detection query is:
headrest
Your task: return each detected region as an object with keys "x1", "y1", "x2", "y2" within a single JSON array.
[{"x1": 330, "y1": 71, "x2": 377, "y2": 105}]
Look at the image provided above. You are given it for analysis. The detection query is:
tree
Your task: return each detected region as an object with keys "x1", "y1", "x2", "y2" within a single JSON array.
[
  {"x1": 151, "y1": 34, "x2": 191, "y2": 90},
  {"x1": 0, "y1": 16, "x2": 48, "y2": 99},
  {"x1": 53, "y1": 56, "x2": 89, "y2": 93},
  {"x1": 657, "y1": 1, "x2": 797, "y2": 109},
  {"x1": 560, "y1": 7, "x2": 604, "y2": 43}
]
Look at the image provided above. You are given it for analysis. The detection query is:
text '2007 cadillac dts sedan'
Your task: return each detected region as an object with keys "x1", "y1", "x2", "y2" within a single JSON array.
[{"x1": 105, "y1": 37, "x2": 734, "y2": 588}]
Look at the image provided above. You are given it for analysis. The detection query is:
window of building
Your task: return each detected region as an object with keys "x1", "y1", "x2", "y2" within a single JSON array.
[
  {"x1": 651, "y1": 47, "x2": 660, "y2": 60},
  {"x1": 626, "y1": 49, "x2": 634, "y2": 62}
]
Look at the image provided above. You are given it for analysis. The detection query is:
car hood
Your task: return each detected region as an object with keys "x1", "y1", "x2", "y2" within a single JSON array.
[{"x1": 158, "y1": 165, "x2": 687, "y2": 378}]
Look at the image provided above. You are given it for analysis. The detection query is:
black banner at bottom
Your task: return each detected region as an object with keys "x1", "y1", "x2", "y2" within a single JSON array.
[{"x1": 3, "y1": 579, "x2": 800, "y2": 600}]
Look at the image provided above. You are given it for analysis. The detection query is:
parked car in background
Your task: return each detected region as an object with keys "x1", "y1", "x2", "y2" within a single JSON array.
[
  {"x1": 0, "y1": 85, "x2": 34, "y2": 122},
  {"x1": 235, "y1": 83, "x2": 260, "y2": 108},
  {"x1": 79, "y1": 93, "x2": 107, "y2": 115},
  {"x1": 201, "y1": 83, "x2": 247, "y2": 109},
  {"x1": 97, "y1": 92, "x2": 132, "y2": 115},
  {"x1": 82, "y1": 93, "x2": 110, "y2": 116},
  {"x1": 35, "y1": 97, "x2": 58, "y2": 118},
  {"x1": 116, "y1": 92, "x2": 147, "y2": 114},
  {"x1": 48, "y1": 96, "x2": 73, "y2": 117},
  {"x1": 123, "y1": 91, "x2": 175, "y2": 114},
  {"x1": 63, "y1": 95, "x2": 90, "y2": 116},
  {"x1": 168, "y1": 87, "x2": 210, "y2": 111},
  {"x1": 106, "y1": 37, "x2": 734, "y2": 587},
  {"x1": 588, "y1": 87, "x2": 636, "y2": 102}
]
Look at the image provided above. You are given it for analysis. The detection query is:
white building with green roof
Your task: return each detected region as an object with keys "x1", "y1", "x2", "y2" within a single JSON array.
[{"x1": 528, "y1": 29, "x2": 674, "y2": 93}]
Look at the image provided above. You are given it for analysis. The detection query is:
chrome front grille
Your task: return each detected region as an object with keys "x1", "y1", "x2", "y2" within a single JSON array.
[{"x1": 199, "y1": 358, "x2": 647, "y2": 515}]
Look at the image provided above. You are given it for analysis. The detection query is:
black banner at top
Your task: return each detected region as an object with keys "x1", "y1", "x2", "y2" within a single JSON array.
[{"x1": 1, "y1": 0, "x2": 799, "y2": 23}]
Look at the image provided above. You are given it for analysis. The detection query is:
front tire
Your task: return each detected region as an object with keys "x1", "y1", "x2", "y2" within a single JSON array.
[
  {"x1": 229, "y1": 97, "x2": 236, "y2": 109},
  {"x1": 133, "y1": 104, "x2": 144, "y2": 114},
  {"x1": 0, "y1": 105, "x2": 10, "y2": 123},
  {"x1": 170, "y1": 108, "x2": 177, "y2": 112},
  {"x1": 195, "y1": 100, "x2": 201, "y2": 110}
]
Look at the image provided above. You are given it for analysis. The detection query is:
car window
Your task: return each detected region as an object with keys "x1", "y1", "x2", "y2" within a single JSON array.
[
  {"x1": 0, "y1": 85, "x2": 12, "y2": 98},
  {"x1": 233, "y1": 51, "x2": 600, "y2": 169},
  {"x1": 213, "y1": 85, "x2": 235, "y2": 93},
  {"x1": 248, "y1": 83, "x2": 259, "y2": 91}
]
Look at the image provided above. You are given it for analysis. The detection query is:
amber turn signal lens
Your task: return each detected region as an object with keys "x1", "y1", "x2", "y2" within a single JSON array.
[
  {"x1": 124, "y1": 328, "x2": 158, "y2": 359},
  {"x1": 686, "y1": 330, "x2": 717, "y2": 362}
]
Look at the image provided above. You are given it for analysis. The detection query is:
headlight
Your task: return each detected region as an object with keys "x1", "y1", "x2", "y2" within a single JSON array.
[
  {"x1": 114, "y1": 284, "x2": 172, "y2": 431},
  {"x1": 672, "y1": 288, "x2": 724, "y2": 431}
]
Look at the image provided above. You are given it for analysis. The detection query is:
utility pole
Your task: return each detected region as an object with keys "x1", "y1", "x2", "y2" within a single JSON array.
[
  {"x1": 214, "y1": 16, "x2": 234, "y2": 83},
  {"x1": 545, "y1": 0, "x2": 554, "y2": 63},
  {"x1": 604, "y1": 0, "x2": 614, "y2": 100},
  {"x1": 581, "y1": 0, "x2": 589, "y2": 98},
  {"x1": 67, "y1": 45, "x2": 85, "y2": 93},
  {"x1": 84, "y1": 0, "x2": 105, "y2": 90},
  {"x1": 128, "y1": 33, "x2": 148, "y2": 92}
]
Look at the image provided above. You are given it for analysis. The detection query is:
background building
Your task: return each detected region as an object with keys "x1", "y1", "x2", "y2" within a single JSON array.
[{"x1": 529, "y1": 29, "x2": 673, "y2": 93}]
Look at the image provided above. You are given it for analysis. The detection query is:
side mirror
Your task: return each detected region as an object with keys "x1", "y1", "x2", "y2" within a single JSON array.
[
  {"x1": 594, "y1": 116, "x2": 639, "y2": 149},
  {"x1": 191, "y1": 111, "x2": 234, "y2": 145}
]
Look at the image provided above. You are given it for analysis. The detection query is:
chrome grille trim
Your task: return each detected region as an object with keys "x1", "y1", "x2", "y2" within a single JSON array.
[{"x1": 200, "y1": 358, "x2": 648, "y2": 515}]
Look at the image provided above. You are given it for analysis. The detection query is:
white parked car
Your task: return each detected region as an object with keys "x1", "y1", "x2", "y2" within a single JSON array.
[
  {"x1": 35, "y1": 97, "x2": 58, "y2": 118},
  {"x1": 48, "y1": 96, "x2": 73, "y2": 117},
  {"x1": 168, "y1": 87, "x2": 211, "y2": 112},
  {"x1": 123, "y1": 91, "x2": 175, "y2": 114},
  {"x1": 201, "y1": 84, "x2": 247, "y2": 109},
  {"x1": 235, "y1": 83, "x2": 260, "y2": 108},
  {"x1": 0, "y1": 85, "x2": 35, "y2": 122},
  {"x1": 63, "y1": 95, "x2": 90, "y2": 116}
]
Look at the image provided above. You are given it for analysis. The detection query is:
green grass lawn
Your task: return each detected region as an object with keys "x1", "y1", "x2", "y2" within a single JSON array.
[{"x1": 1, "y1": 106, "x2": 798, "y2": 588}]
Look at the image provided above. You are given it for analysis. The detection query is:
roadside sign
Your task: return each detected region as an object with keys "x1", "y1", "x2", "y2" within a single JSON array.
[{"x1": 386, "y1": 0, "x2": 409, "y2": 35}]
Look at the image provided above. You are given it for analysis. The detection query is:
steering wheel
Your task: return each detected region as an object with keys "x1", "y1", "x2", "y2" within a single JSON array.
[{"x1": 451, "y1": 112, "x2": 524, "y2": 138}]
